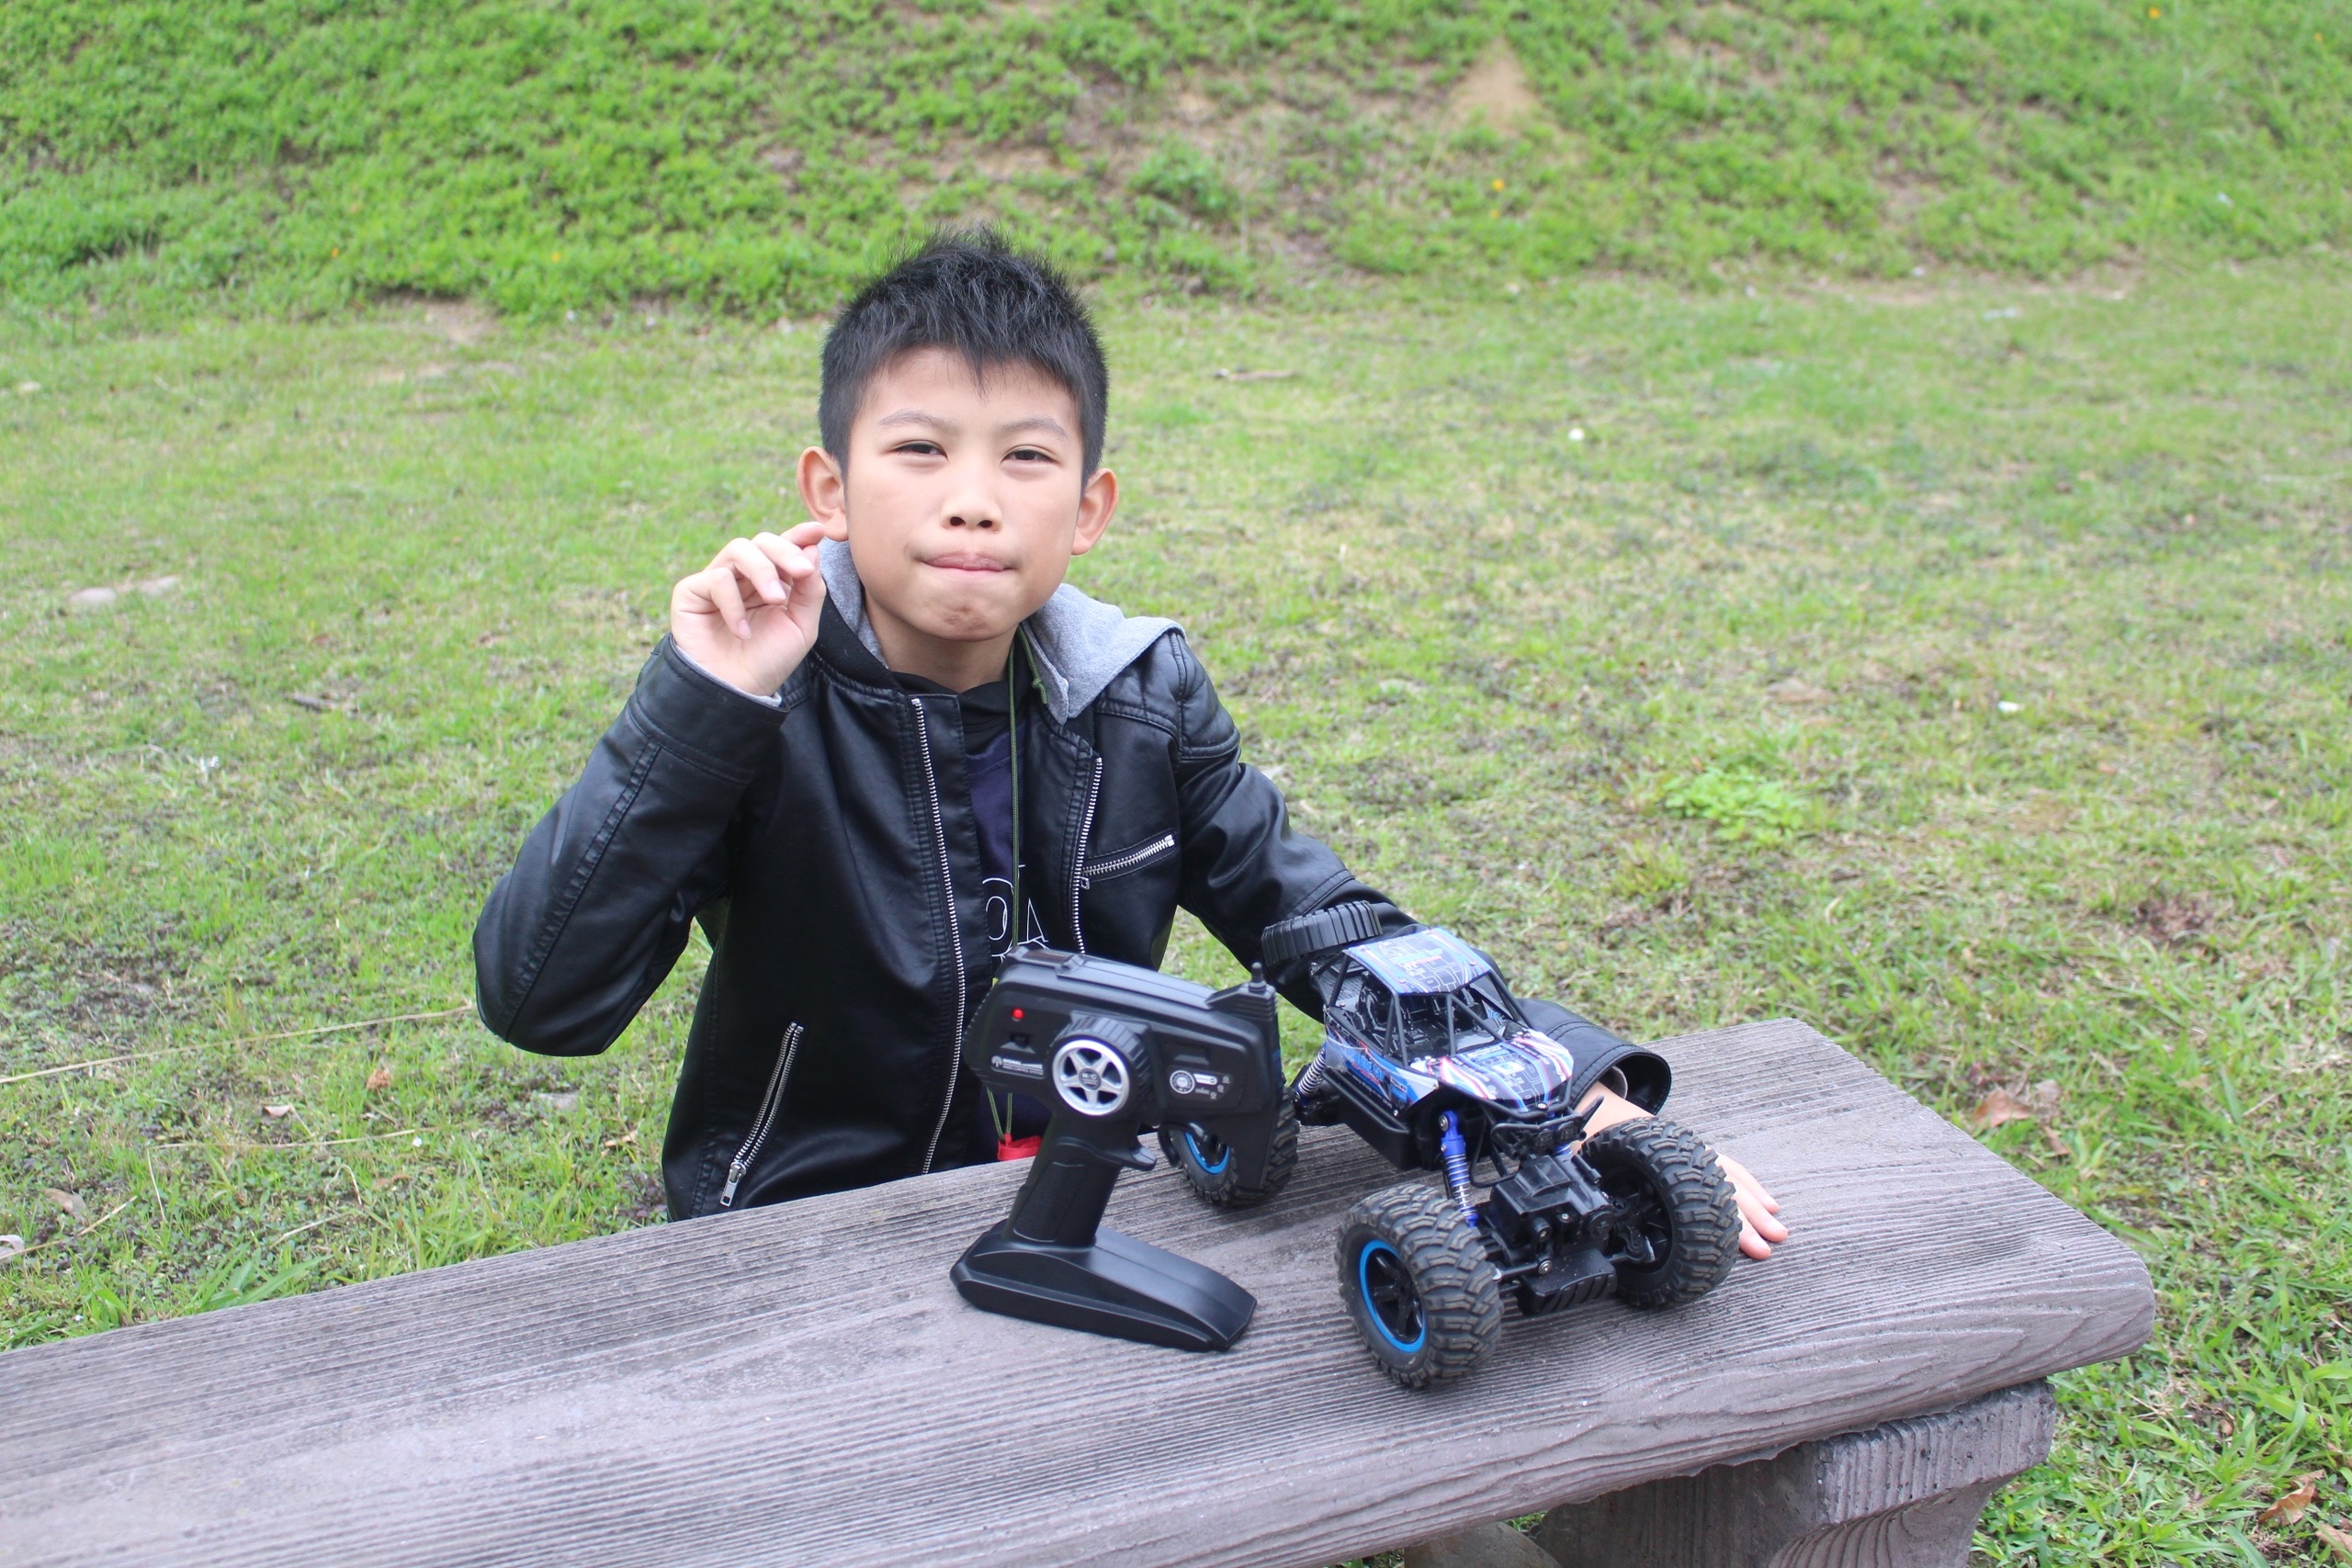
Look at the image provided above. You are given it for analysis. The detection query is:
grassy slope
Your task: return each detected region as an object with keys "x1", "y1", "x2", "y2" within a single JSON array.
[
  {"x1": 4, "y1": 0, "x2": 2349, "y2": 318},
  {"x1": 3, "y1": 262, "x2": 2348, "y2": 1560}
]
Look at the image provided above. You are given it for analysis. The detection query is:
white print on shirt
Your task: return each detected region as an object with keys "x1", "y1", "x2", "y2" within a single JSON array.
[{"x1": 983, "y1": 876, "x2": 1013, "y2": 956}]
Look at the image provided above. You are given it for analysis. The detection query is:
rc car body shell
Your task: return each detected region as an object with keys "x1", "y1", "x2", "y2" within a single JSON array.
[{"x1": 1309, "y1": 930, "x2": 1584, "y2": 1166}]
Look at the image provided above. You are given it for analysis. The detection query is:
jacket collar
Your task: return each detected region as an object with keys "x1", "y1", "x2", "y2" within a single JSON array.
[{"x1": 817, "y1": 538, "x2": 1177, "y2": 723}]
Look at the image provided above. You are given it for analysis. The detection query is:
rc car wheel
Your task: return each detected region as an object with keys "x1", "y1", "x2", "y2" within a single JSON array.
[
  {"x1": 1159, "y1": 1095, "x2": 1299, "y2": 1208},
  {"x1": 1260, "y1": 902, "x2": 1388, "y2": 967},
  {"x1": 1582, "y1": 1117, "x2": 1741, "y2": 1310},
  {"x1": 1334, "y1": 1181, "x2": 1502, "y2": 1388}
]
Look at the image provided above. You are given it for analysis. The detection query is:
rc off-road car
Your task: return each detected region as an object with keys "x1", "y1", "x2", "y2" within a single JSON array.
[
  {"x1": 947, "y1": 911, "x2": 1743, "y2": 1385},
  {"x1": 1163, "y1": 905, "x2": 1744, "y2": 1386}
]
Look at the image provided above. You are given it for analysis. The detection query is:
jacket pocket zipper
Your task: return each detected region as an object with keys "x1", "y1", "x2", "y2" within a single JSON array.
[
  {"x1": 719, "y1": 1021, "x2": 804, "y2": 1208},
  {"x1": 1079, "y1": 832, "x2": 1175, "y2": 888}
]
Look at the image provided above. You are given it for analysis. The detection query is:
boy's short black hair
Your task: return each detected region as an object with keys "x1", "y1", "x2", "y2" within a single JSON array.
[{"x1": 820, "y1": 229, "x2": 1110, "y2": 478}]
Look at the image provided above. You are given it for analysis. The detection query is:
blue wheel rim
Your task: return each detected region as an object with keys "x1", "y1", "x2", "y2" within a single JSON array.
[
  {"x1": 1183, "y1": 1127, "x2": 1231, "y2": 1175},
  {"x1": 1356, "y1": 1239, "x2": 1427, "y2": 1353}
]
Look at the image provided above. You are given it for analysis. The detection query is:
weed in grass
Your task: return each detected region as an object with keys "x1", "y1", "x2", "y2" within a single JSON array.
[{"x1": 1658, "y1": 754, "x2": 1812, "y2": 845}]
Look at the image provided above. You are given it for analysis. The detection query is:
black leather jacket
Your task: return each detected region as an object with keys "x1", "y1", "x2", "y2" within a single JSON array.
[{"x1": 473, "y1": 580, "x2": 1409, "y2": 1217}]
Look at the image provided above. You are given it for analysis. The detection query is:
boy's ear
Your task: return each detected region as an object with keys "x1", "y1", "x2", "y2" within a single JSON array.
[
  {"x1": 1070, "y1": 467, "x2": 1117, "y2": 558},
  {"x1": 797, "y1": 446, "x2": 851, "y2": 540}
]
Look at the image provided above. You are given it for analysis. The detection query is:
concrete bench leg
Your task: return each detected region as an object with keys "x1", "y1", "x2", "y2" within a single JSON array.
[{"x1": 1525, "y1": 1382, "x2": 2057, "y2": 1568}]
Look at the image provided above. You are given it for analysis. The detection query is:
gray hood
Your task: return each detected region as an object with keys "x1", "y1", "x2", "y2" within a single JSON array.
[{"x1": 819, "y1": 538, "x2": 1179, "y2": 723}]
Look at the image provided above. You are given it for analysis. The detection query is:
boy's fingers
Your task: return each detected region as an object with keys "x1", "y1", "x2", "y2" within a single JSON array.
[
  {"x1": 717, "y1": 537, "x2": 787, "y2": 604},
  {"x1": 1716, "y1": 1151, "x2": 1781, "y2": 1214},
  {"x1": 1734, "y1": 1194, "x2": 1781, "y2": 1258},
  {"x1": 1713, "y1": 1151, "x2": 1788, "y2": 1260},
  {"x1": 705, "y1": 569, "x2": 752, "y2": 640},
  {"x1": 752, "y1": 531, "x2": 819, "y2": 590},
  {"x1": 781, "y1": 519, "x2": 831, "y2": 550},
  {"x1": 1743, "y1": 1194, "x2": 1790, "y2": 1244}
]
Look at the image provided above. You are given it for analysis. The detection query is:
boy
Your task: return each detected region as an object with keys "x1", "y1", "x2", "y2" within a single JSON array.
[{"x1": 473, "y1": 232, "x2": 1784, "y2": 1255}]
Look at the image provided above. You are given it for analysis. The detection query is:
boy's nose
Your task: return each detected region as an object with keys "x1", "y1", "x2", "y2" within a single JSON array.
[{"x1": 942, "y1": 471, "x2": 1001, "y2": 530}]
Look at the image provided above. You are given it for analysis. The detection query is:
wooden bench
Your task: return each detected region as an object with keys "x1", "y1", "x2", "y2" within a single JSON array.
[{"x1": 0, "y1": 1020, "x2": 2152, "y2": 1568}]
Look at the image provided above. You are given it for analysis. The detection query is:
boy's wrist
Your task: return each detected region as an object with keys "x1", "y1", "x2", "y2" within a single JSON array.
[
  {"x1": 670, "y1": 638, "x2": 786, "y2": 706},
  {"x1": 1576, "y1": 1084, "x2": 1649, "y2": 1136}
]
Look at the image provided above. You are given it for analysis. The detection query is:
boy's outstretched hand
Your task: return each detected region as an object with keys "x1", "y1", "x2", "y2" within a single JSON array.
[
  {"x1": 671, "y1": 523, "x2": 832, "y2": 697},
  {"x1": 1577, "y1": 1086, "x2": 1790, "y2": 1260}
]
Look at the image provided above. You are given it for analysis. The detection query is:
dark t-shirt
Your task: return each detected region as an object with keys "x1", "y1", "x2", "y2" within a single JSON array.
[{"x1": 898, "y1": 671, "x2": 1048, "y2": 1155}]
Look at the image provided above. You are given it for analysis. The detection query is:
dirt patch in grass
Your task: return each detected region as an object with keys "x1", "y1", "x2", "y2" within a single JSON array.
[
  {"x1": 417, "y1": 300, "x2": 498, "y2": 346},
  {"x1": 0, "y1": 924, "x2": 198, "y2": 1055},
  {"x1": 2136, "y1": 892, "x2": 2215, "y2": 945},
  {"x1": 1448, "y1": 37, "x2": 1544, "y2": 131}
]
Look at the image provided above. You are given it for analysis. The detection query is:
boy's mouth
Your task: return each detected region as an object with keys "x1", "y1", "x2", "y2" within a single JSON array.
[{"x1": 923, "y1": 551, "x2": 1012, "y2": 574}]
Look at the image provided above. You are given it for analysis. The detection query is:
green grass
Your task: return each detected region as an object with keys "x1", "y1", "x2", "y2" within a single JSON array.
[
  {"x1": 5, "y1": 0, "x2": 2350, "y2": 320},
  {"x1": 4, "y1": 259, "x2": 2350, "y2": 1561}
]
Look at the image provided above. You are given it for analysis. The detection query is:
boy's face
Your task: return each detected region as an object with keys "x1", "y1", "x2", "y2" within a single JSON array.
[{"x1": 798, "y1": 348, "x2": 1115, "y2": 681}]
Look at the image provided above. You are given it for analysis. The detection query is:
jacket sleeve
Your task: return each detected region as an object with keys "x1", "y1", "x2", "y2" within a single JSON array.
[
  {"x1": 1167, "y1": 637, "x2": 1413, "y2": 1018},
  {"x1": 472, "y1": 638, "x2": 786, "y2": 1056}
]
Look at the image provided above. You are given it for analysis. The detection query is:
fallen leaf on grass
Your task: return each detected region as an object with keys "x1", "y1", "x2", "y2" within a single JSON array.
[
  {"x1": 0, "y1": 1235, "x2": 24, "y2": 1261},
  {"x1": 603, "y1": 1130, "x2": 639, "y2": 1149},
  {"x1": 366, "y1": 1064, "x2": 393, "y2": 1092},
  {"x1": 1971, "y1": 1089, "x2": 2036, "y2": 1129},
  {"x1": 371, "y1": 1172, "x2": 413, "y2": 1190},
  {"x1": 44, "y1": 1188, "x2": 84, "y2": 1218},
  {"x1": 262, "y1": 1103, "x2": 295, "y2": 1119},
  {"x1": 2316, "y1": 1519, "x2": 2352, "y2": 1562},
  {"x1": 2259, "y1": 1475, "x2": 2320, "y2": 1526},
  {"x1": 1970, "y1": 1079, "x2": 2061, "y2": 1131}
]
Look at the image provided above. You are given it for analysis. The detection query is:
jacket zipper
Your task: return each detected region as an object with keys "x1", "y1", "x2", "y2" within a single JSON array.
[
  {"x1": 1069, "y1": 756, "x2": 1104, "y2": 953},
  {"x1": 1080, "y1": 832, "x2": 1175, "y2": 886},
  {"x1": 911, "y1": 699, "x2": 967, "y2": 1175},
  {"x1": 718, "y1": 1021, "x2": 804, "y2": 1208}
]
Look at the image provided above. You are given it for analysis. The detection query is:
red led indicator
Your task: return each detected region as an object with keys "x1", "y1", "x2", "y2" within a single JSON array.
[{"x1": 1011, "y1": 1008, "x2": 1024, "y2": 1021}]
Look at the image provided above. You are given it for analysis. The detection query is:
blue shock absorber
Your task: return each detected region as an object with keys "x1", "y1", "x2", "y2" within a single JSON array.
[{"x1": 1439, "y1": 1111, "x2": 1477, "y2": 1228}]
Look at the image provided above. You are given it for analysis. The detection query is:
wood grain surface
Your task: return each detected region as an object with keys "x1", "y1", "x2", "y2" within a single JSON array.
[{"x1": 0, "y1": 1019, "x2": 2153, "y2": 1568}]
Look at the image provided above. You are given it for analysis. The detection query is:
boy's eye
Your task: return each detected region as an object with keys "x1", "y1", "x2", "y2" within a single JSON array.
[
  {"x1": 1006, "y1": 446, "x2": 1054, "y2": 464},
  {"x1": 892, "y1": 440, "x2": 944, "y2": 457}
]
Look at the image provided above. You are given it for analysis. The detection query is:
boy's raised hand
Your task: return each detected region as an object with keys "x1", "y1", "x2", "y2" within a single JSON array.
[{"x1": 670, "y1": 523, "x2": 832, "y2": 697}]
